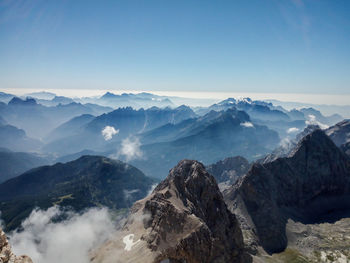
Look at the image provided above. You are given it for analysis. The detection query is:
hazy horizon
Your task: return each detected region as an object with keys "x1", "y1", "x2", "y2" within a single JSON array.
[{"x1": 3, "y1": 88, "x2": 350, "y2": 107}]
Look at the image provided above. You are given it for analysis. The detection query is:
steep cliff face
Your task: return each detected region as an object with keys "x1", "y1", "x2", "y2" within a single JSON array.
[
  {"x1": 326, "y1": 119, "x2": 350, "y2": 157},
  {"x1": 0, "y1": 228, "x2": 32, "y2": 263},
  {"x1": 225, "y1": 130, "x2": 350, "y2": 254},
  {"x1": 326, "y1": 119, "x2": 350, "y2": 147},
  {"x1": 91, "y1": 160, "x2": 251, "y2": 263},
  {"x1": 206, "y1": 156, "x2": 250, "y2": 185}
]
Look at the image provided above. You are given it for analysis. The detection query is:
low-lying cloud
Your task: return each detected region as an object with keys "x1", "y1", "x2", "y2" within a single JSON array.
[
  {"x1": 123, "y1": 189, "x2": 140, "y2": 201},
  {"x1": 102, "y1": 126, "x2": 119, "y2": 141},
  {"x1": 279, "y1": 137, "x2": 293, "y2": 151},
  {"x1": 118, "y1": 137, "x2": 143, "y2": 161},
  {"x1": 240, "y1": 122, "x2": 254, "y2": 128},
  {"x1": 147, "y1": 183, "x2": 158, "y2": 196},
  {"x1": 305, "y1": 114, "x2": 329, "y2": 129},
  {"x1": 9, "y1": 206, "x2": 116, "y2": 263},
  {"x1": 287, "y1": 127, "x2": 300, "y2": 134}
]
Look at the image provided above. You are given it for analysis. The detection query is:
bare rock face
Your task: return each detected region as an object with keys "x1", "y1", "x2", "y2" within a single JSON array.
[
  {"x1": 91, "y1": 160, "x2": 251, "y2": 263},
  {"x1": 326, "y1": 119, "x2": 350, "y2": 157},
  {"x1": 206, "y1": 156, "x2": 250, "y2": 185},
  {"x1": 225, "y1": 130, "x2": 350, "y2": 254},
  {"x1": 0, "y1": 228, "x2": 32, "y2": 263},
  {"x1": 326, "y1": 119, "x2": 350, "y2": 147}
]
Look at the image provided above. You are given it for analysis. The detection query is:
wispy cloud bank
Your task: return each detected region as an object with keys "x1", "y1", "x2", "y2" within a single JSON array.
[
  {"x1": 147, "y1": 183, "x2": 158, "y2": 196},
  {"x1": 305, "y1": 114, "x2": 329, "y2": 129},
  {"x1": 118, "y1": 137, "x2": 143, "y2": 161},
  {"x1": 123, "y1": 189, "x2": 140, "y2": 201},
  {"x1": 9, "y1": 206, "x2": 115, "y2": 263},
  {"x1": 101, "y1": 126, "x2": 119, "y2": 141}
]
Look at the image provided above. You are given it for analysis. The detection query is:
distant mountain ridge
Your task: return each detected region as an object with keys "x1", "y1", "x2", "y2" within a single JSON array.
[
  {"x1": 43, "y1": 105, "x2": 196, "y2": 155},
  {"x1": 0, "y1": 97, "x2": 112, "y2": 139},
  {"x1": 0, "y1": 148, "x2": 50, "y2": 183},
  {"x1": 131, "y1": 108, "x2": 279, "y2": 178},
  {"x1": 0, "y1": 124, "x2": 42, "y2": 152}
]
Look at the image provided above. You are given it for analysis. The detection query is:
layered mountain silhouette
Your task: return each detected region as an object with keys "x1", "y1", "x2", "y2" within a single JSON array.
[
  {"x1": 0, "y1": 124, "x2": 42, "y2": 152},
  {"x1": 0, "y1": 155, "x2": 155, "y2": 231},
  {"x1": 224, "y1": 129, "x2": 350, "y2": 254},
  {"x1": 43, "y1": 106, "x2": 196, "y2": 155},
  {"x1": 131, "y1": 108, "x2": 279, "y2": 178},
  {"x1": 45, "y1": 113, "x2": 95, "y2": 142},
  {"x1": 196, "y1": 98, "x2": 343, "y2": 138},
  {"x1": 91, "y1": 160, "x2": 251, "y2": 263},
  {"x1": 0, "y1": 148, "x2": 50, "y2": 183},
  {"x1": 0, "y1": 97, "x2": 112, "y2": 139},
  {"x1": 95, "y1": 92, "x2": 174, "y2": 109}
]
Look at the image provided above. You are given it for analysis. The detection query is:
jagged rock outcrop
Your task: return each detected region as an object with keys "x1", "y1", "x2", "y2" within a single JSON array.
[
  {"x1": 326, "y1": 119, "x2": 350, "y2": 146},
  {"x1": 341, "y1": 142, "x2": 350, "y2": 156},
  {"x1": 206, "y1": 156, "x2": 250, "y2": 185},
  {"x1": 91, "y1": 160, "x2": 251, "y2": 263},
  {"x1": 224, "y1": 129, "x2": 350, "y2": 254},
  {"x1": 259, "y1": 124, "x2": 321, "y2": 164},
  {"x1": 326, "y1": 119, "x2": 350, "y2": 156},
  {"x1": 0, "y1": 228, "x2": 32, "y2": 263}
]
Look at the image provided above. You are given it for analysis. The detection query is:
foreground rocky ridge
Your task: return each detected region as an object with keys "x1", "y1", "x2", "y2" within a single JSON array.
[
  {"x1": 91, "y1": 160, "x2": 251, "y2": 263},
  {"x1": 225, "y1": 129, "x2": 350, "y2": 254},
  {"x1": 0, "y1": 228, "x2": 32, "y2": 263}
]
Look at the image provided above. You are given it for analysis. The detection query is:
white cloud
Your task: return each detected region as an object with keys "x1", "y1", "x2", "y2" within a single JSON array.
[
  {"x1": 123, "y1": 189, "x2": 139, "y2": 201},
  {"x1": 240, "y1": 122, "x2": 254, "y2": 128},
  {"x1": 305, "y1": 114, "x2": 329, "y2": 129},
  {"x1": 147, "y1": 183, "x2": 158, "y2": 196},
  {"x1": 9, "y1": 206, "x2": 115, "y2": 263},
  {"x1": 287, "y1": 127, "x2": 300, "y2": 134},
  {"x1": 101, "y1": 126, "x2": 119, "y2": 141},
  {"x1": 118, "y1": 137, "x2": 143, "y2": 161},
  {"x1": 279, "y1": 137, "x2": 293, "y2": 151}
]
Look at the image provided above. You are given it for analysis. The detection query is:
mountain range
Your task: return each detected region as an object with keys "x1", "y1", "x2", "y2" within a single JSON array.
[
  {"x1": 225, "y1": 129, "x2": 350, "y2": 255},
  {"x1": 130, "y1": 108, "x2": 278, "y2": 178},
  {"x1": 0, "y1": 148, "x2": 50, "y2": 183},
  {"x1": 1, "y1": 91, "x2": 350, "y2": 262},
  {"x1": 0, "y1": 97, "x2": 112, "y2": 139},
  {"x1": 0, "y1": 155, "x2": 155, "y2": 231},
  {"x1": 90, "y1": 125, "x2": 350, "y2": 262}
]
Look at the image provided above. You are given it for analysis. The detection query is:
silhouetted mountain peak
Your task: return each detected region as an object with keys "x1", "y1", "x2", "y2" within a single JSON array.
[
  {"x1": 101, "y1": 92, "x2": 117, "y2": 99},
  {"x1": 8, "y1": 97, "x2": 37, "y2": 106}
]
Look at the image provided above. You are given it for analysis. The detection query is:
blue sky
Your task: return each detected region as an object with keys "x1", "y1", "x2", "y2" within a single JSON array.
[{"x1": 0, "y1": 0, "x2": 349, "y2": 94}]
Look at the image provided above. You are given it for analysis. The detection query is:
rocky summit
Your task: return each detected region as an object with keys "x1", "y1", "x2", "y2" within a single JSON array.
[
  {"x1": 91, "y1": 160, "x2": 251, "y2": 263},
  {"x1": 0, "y1": 228, "x2": 32, "y2": 263},
  {"x1": 224, "y1": 129, "x2": 350, "y2": 254}
]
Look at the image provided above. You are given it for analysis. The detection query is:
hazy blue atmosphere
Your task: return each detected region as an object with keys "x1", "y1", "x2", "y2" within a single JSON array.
[
  {"x1": 2, "y1": 2, "x2": 350, "y2": 262},
  {"x1": 1, "y1": 0, "x2": 350, "y2": 95}
]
